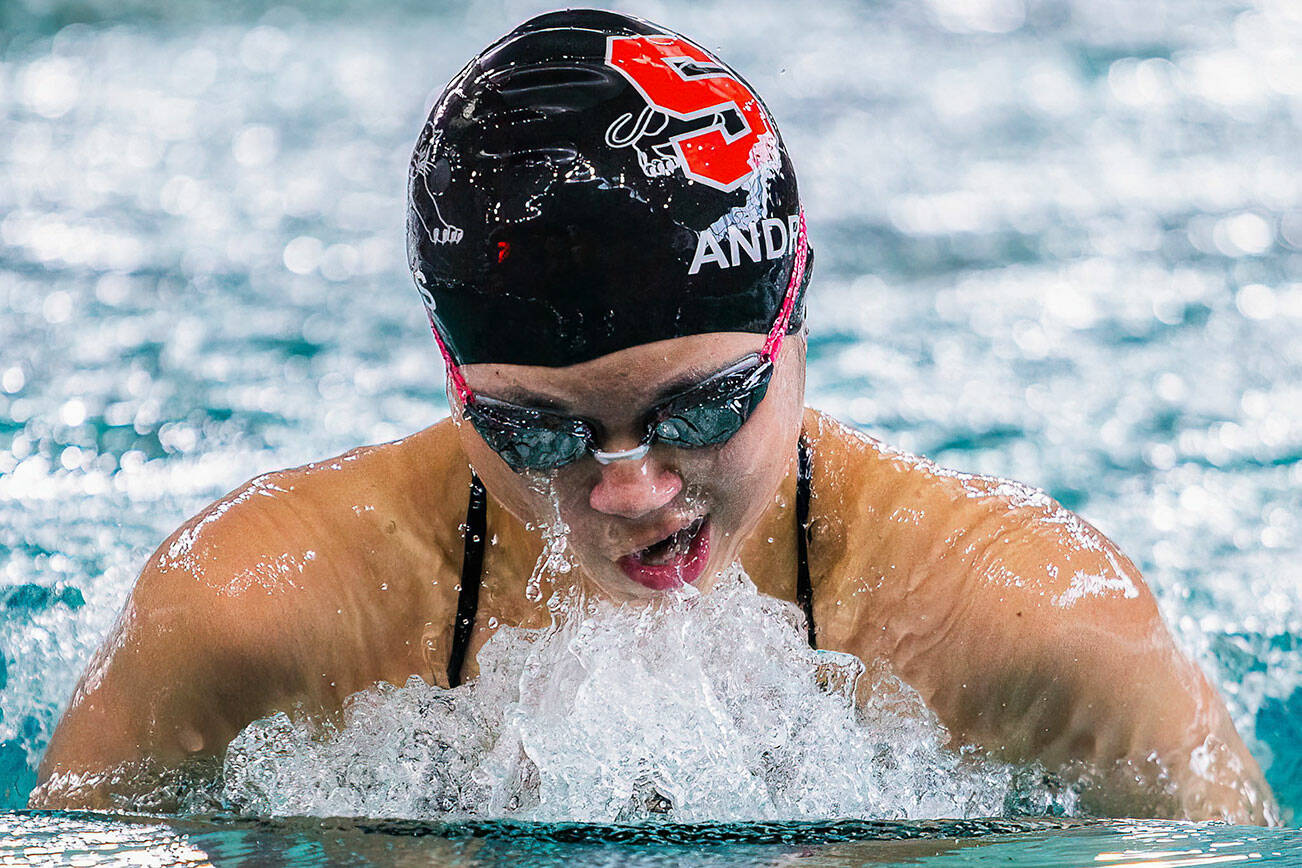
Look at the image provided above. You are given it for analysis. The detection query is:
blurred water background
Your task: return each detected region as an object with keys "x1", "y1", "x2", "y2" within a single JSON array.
[{"x1": 2, "y1": 0, "x2": 1302, "y2": 860}]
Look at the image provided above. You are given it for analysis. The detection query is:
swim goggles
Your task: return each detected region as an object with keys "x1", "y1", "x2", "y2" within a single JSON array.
[{"x1": 429, "y1": 211, "x2": 808, "y2": 473}]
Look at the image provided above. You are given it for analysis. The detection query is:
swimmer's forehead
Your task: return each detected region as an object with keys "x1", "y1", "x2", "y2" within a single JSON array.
[{"x1": 460, "y1": 332, "x2": 768, "y2": 410}]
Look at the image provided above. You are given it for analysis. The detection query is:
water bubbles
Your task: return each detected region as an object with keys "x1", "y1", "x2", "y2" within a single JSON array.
[
  {"x1": 93, "y1": 274, "x2": 132, "y2": 306},
  {"x1": 282, "y1": 236, "x2": 323, "y2": 275},
  {"x1": 526, "y1": 517, "x2": 571, "y2": 603},
  {"x1": 158, "y1": 174, "x2": 201, "y2": 217},
  {"x1": 1, "y1": 367, "x2": 25, "y2": 394},
  {"x1": 239, "y1": 26, "x2": 292, "y2": 74},
  {"x1": 523, "y1": 482, "x2": 575, "y2": 603},
  {"x1": 1236, "y1": 284, "x2": 1277, "y2": 320},
  {"x1": 58, "y1": 398, "x2": 87, "y2": 427},
  {"x1": 1153, "y1": 373, "x2": 1187, "y2": 403},
  {"x1": 42, "y1": 291, "x2": 73, "y2": 324},
  {"x1": 221, "y1": 568, "x2": 1068, "y2": 822},
  {"x1": 232, "y1": 125, "x2": 279, "y2": 168},
  {"x1": 20, "y1": 56, "x2": 81, "y2": 119},
  {"x1": 1214, "y1": 212, "x2": 1274, "y2": 257},
  {"x1": 59, "y1": 446, "x2": 84, "y2": 471},
  {"x1": 1185, "y1": 49, "x2": 1270, "y2": 110},
  {"x1": 1108, "y1": 58, "x2": 1179, "y2": 110},
  {"x1": 158, "y1": 423, "x2": 197, "y2": 454},
  {"x1": 925, "y1": 0, "x2": 1025, "y2": 35},
  {"x1": 1042, "y1": 284, "x2": 1099, "y2": 331},
  {"x1": 318, "y1": 243, "x2": 358, "y2": 282}
]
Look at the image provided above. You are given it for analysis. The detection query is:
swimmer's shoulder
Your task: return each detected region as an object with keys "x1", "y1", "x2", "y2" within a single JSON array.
[
  {"x1": 801, "y1": 409, "x2": 1159, "y2": 640},
  {"x1": 122, "y1": 417, "x2": 474, "y2": 701},
  {"x1": 800, "y1": 408, "x2": 1032, "y2": 585},
  {"x1": 144, "y1": 417, "x2": 468, "y2": 600}
]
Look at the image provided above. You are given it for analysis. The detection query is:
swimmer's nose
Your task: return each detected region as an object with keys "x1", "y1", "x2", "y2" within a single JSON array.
[{"x1": 588, "y1": 453, "x2": 683, "y2": 518}]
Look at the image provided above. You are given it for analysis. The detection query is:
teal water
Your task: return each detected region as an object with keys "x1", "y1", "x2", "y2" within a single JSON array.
[
  {"x1": 3, "y1": 0, "x2": 1302, "y2": 862},
  {"x1": 5, "y1": 813, "x2": 1302, "y2": 867}
]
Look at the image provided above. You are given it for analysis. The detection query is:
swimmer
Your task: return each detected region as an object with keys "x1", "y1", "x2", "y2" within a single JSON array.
[{"x1": 31, "y1": 10, "x2": 1275, "y2": 823}]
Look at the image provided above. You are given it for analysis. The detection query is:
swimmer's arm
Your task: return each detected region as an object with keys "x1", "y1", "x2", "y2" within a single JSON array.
[
  {"x1": 29, "y1": 558, "x2": 308, "y2": 810},
  {"x1": 935, "y1": 514, "x2": 1276, "y2": 824},
  {"x1": 27, "y1": 472, "x2": 359, "y2": 810},
  {"x1": 31, "y1": 438, "x2": 463, "y2": 810}
]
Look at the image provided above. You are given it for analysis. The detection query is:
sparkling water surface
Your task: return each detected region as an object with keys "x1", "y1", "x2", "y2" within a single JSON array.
[{"x1": 3, "y1": 0, "x2": 1302, "y2": 863}]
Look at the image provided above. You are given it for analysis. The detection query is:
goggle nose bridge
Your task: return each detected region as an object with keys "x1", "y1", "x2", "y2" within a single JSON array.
[{"x1": 592, "y1": 442, "x2": 653, "y2": 465}]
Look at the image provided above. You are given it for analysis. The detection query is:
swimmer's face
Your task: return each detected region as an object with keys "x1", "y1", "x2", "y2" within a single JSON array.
[{"x1": 454, "y1": 332, "x2": 806, "y2": 601}]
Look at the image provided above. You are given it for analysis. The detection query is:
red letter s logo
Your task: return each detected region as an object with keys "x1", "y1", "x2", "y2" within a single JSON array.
[{"x1": 605, "y1": 35, "x2": 773, "y2": 192}]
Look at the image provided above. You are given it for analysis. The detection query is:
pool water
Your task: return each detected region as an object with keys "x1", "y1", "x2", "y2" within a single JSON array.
[
  {"x1": 2, "y1": 0, "x2": 1301, "y2": 862},
  {"x1": 5, "y1": 813, "x2": 1302, "y2": 866}
]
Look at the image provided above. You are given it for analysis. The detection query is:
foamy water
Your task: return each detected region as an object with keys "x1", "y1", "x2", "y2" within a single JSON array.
[{"x1": 221, "y1": 567, "x2": 1075, "y2": 822}]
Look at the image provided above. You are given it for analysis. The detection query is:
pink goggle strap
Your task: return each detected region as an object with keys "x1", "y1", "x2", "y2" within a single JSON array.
[
  {"x1": 428, "y1": 311, "x2": 474, "y2": 406},
  {"x1": 761, "y1": 208, "x2": 808, "y2": 363},
  {"x1": 430, "y1": 207, "x2": 808, "y2": 404}
]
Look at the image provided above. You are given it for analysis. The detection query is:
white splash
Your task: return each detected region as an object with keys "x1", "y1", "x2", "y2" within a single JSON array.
[
  {"x1": 220, "y1": 567, "x2": 1076, "y2": 822},
  {"x1": 524, "y1": 482, "x2": 574, "y2": 604},
  {"x1": 889, "y1": 505, "x2": 926, "y2": 526},
  {"x1": 219, "y1": 548, "x2": 316, "y2": 597},
  {"x1": 1052, "y1": 569, "x2": 1139, "y2": 608},
  {"x1": 159, "y1": 475, "x2": 287, "y2": 581}
]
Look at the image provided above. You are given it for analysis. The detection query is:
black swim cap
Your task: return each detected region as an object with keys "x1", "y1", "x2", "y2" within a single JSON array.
[{"x1": 407, "y1": 9, "x2": 812, "y2": 368}]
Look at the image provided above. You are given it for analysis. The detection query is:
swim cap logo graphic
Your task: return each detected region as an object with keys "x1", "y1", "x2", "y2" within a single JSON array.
[
  {"x1": 604, "y1": 35, "x2": 774, "y2": 192},
  {"x1": 410, "y1": 135, "x2": 464, "y2": 246}
]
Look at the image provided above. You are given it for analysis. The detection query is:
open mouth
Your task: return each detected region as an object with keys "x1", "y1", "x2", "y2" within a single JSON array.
[{"x1": 616, "y1": 517, "x2": 710, "y2": 590}]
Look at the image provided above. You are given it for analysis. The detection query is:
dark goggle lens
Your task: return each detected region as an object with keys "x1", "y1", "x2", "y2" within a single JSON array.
[
  {"x1": 654, "y1": 383, "x2": 769, "y2": 447},
  {"x1": 653, "y1": 361, "x2": 772, "y2": 448},
  {"x1": 466, "y1": 405, "x2": 590, "y2": 472}
]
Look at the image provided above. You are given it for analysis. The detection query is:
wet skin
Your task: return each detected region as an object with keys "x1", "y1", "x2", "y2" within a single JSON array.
[{"x1": 32, "y1": 332, "x2": 1276, "y2": 823}]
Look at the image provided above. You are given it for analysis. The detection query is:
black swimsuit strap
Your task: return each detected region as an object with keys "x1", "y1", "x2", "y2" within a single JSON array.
[
  {"x1": 448, "y1": 470, "x2": 487, "y2": 688},
  {"x1": 450, "y1": 438, "x2": 817, "y2": 686},
  {"x1": 796, "y1": 434, "x2": 817, "y2": 649}
]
